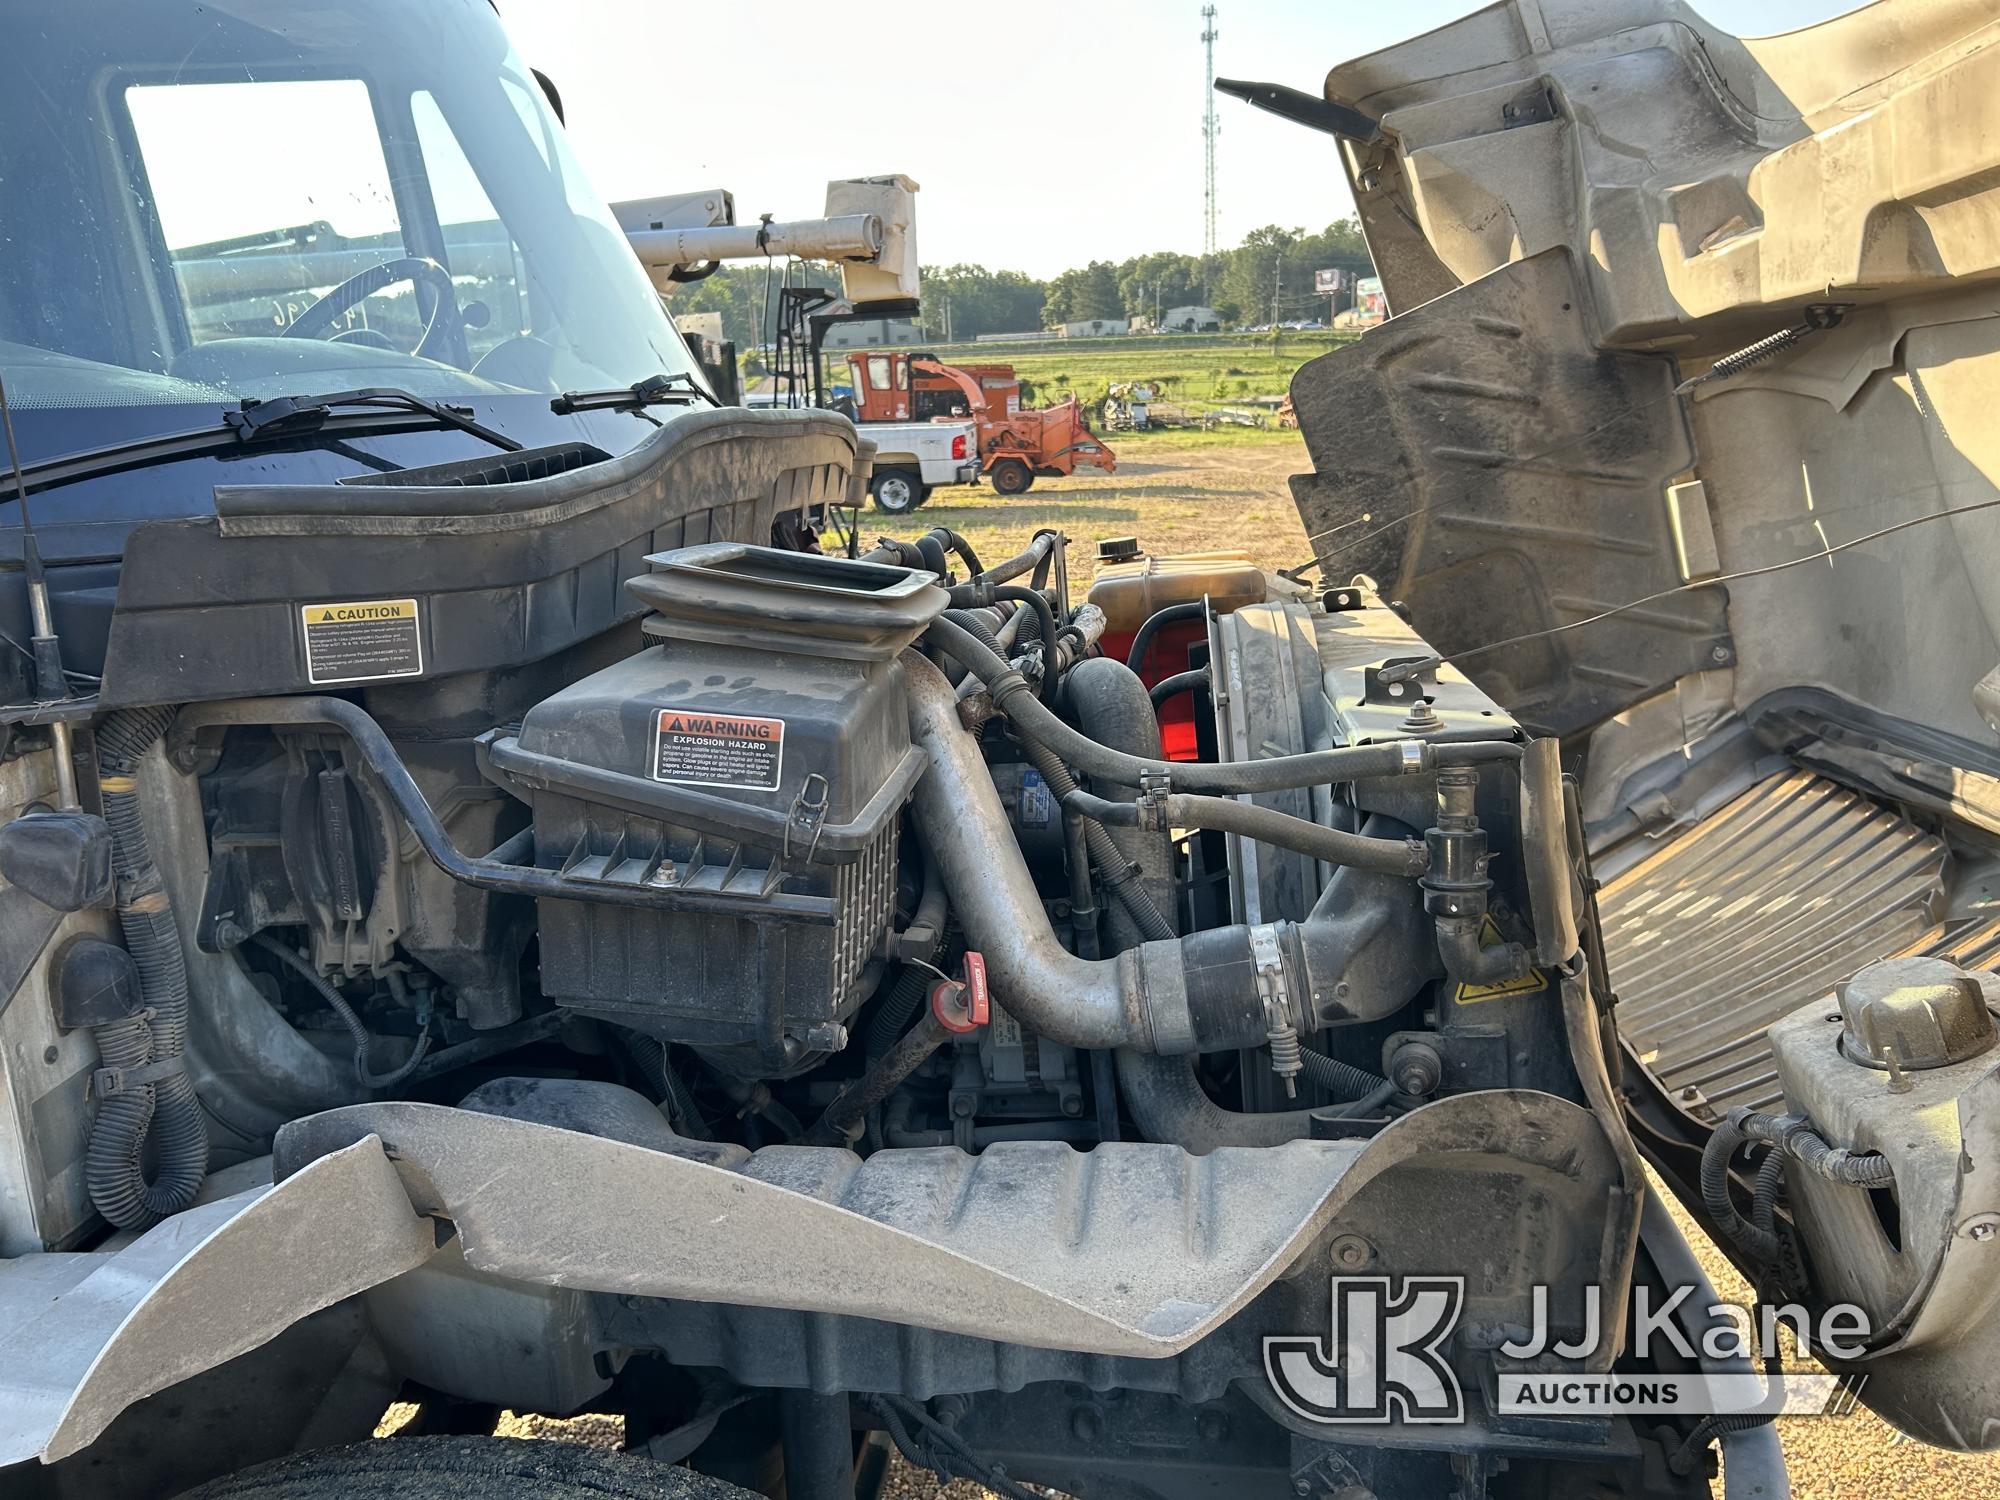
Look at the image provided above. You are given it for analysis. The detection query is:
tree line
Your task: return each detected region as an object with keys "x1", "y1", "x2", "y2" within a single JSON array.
[{"x1": 670, "y1": 219, "x2": 1372, "y2": 348}]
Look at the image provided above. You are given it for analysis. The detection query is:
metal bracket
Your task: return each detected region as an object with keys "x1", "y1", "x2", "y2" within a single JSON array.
[
  {"x1": 782, "y1": 773, "x2": 831, "y2": 863},
  {"x1": 1363, "y1": 655, "x2": 1439, "y2": 707}
]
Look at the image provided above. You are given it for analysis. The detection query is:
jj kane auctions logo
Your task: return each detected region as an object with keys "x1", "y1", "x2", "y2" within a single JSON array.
[{"x1": 1264, "y1": 1277, "x2": 1873, "y2": 1424}]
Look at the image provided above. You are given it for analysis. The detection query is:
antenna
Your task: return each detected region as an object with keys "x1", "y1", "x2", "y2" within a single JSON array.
[
  {"x1": 1201, "y1": 5, "x2": 1219, "y2": 257},
  {"x1": 0, "y1": 373, "x2": 79, "y2": 808}
]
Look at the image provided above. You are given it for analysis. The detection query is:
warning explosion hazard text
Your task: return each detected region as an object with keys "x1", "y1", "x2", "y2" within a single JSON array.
[{"x1": 651, "y1": 708, "x2": 785, "y2": 791}]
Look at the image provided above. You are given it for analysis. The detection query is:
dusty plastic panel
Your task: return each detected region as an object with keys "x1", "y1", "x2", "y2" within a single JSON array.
[{"x1": 503, "y1": 546, "x2": 948, "y2": 1076}]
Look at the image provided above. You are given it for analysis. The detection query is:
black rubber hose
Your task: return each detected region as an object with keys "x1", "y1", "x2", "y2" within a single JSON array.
[
  {"x1": 1014, "y1": 737, "x2": 1175, "y2": 942},
  {"x1": 992, "y1": 586, "x2": 1061, "y2": 701},
  {"x1": 1298, "y1": 1048, "x2": 1387, "y2": 1101},
  {"x1": 1751, "y1": 1148, "x2": 1786, "y2": 1238},
  {"x1": 1125, "y1": 601, "x2": 1208, "y2": 673},
  {"x1": 1150, "y1": 669, "x2": 1209, "y2": 707},
  {"x1": 249, "y1": 934, "x2": 431, "y2": 1090},
  {"x1": 1063, "y1": 787, "x2": 1429, "y2": 877},
  {"x1": 923, "y1": 527, "x2": 984, "y2": 577},
  {"x1": 1735, "y1": 1107, "x2": 1896, "y2": 1186},
  {"x1": 914, "y1": 534, "x2": 950, "y2": 578},
  {"x1": 89, "y1": 707, "x2": 206, "y2": 1230},
  {"x1": 972, "y1": 532, "x2": 1055, "y2": 586},
  {"x1": 1700, "y1": 1115, "x2": 1781, "y2": 1263},
  {"x1": 1116, "y1": 1050, "x2": 1317, "y2": 1153},
  {"x1": 927, "y1": 615, "x2": 1506, "y2": 792}
]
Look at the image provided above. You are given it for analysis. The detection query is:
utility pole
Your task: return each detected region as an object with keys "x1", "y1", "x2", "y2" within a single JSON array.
[
  {"x1": 1271, "y1": 252, "x2": 1282, "y2": 328},
  {"x1": 1201, "y1": 5, "x2": 1219, "y2": 257}
]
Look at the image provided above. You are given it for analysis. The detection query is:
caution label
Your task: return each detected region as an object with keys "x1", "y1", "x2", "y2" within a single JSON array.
[
  {"x1": 652, "y1": 708, "x2": 784, "y2": 791},
  {"x1": 1452, "y1": 914, "x2": 1547, "y2": 1003},
  {"x1": 300, "y1": 598, "x2": 423, "y2": 684}
]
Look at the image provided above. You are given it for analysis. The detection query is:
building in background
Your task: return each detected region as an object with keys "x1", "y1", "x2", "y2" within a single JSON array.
[
  {"x1": 1057, "y1": 317, "x2": 1129, "y2": 338},
  {"x1": 1160, "y1": 304, "x2": 1222, "y2": 333}
]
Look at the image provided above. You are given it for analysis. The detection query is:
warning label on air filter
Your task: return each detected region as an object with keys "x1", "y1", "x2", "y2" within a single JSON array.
[
  {"x1": 652, "y1": 708, "x2": 785, "y2": 790},
  {"x1": 300, "y1": 598, "x2": 423, "y2": 684}
]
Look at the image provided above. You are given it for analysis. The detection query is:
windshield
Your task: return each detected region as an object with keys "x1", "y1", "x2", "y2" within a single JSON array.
[{"x1": 0, "y1": 0, "x2": 696, "y2": 419}]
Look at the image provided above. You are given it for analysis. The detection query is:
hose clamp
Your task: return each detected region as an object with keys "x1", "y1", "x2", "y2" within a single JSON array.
[
  {"x1": 1250, "y1": 922, "x2": 1304, "y2": 1097},
  {"x1": 1398, "y1": 740, "x2": 1427, "y2": 774}
]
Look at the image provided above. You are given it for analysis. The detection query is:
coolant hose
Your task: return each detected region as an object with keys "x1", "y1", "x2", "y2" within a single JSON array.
[
  {"x1": 923, "y1": 527, "x2": 984, "y2": 578},
  {"x1": 1016, "y1": 736, "x2": 1175, "y2": 942},
  {"x1": 927, "y1": 615, "x2": 1516, "y2": 793},
  {"x1": 1116, "y1": 1050, "x2": 1316, "y2": 1153},
  {"x1": 970, "y1": 531, "x2": 1055, "y2": 587},
  {"x1": 1125, "y1": 601, "x2": 1208, "y2": 674},
  {"x1": 992, "y1": 586, "x2": 1061, "y2": 700},
  {"x1": 89, "y1": 707, "x2": 207, "y2": 1230},
  {"x1": 1150, "y1": 669, "x2": 1208, "y2": 707},
  {"x1": 1065, "y1": 788, "x2": 1429, "y2": 877}
]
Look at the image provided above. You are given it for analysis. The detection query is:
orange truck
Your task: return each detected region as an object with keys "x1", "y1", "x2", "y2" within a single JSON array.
[{"x1": 844, "y1": 350, "x2": 1116, "y2": 495}]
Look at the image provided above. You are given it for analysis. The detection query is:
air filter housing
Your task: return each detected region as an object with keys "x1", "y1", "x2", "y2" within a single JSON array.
[{"x1": 486, "y1": 544, "x2": 947, "y2": 1076}]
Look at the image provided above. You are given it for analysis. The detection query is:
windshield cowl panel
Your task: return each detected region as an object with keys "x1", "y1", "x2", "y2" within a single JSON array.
[{"x1": 0, "y1": 0, "x2": 695, "y2": 465}]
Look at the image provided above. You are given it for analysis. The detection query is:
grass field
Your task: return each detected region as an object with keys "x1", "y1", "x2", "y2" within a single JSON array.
[{"x1": 841, "y1": 330, "x2": 1355, "y2": 416}]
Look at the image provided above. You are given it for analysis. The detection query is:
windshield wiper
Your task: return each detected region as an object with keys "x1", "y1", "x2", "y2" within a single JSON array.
[
  {"x1": 226, "y1": 387, "x2": 523, "y2": 452},
  {"x1": 12, "y1": 386, "x2": 521, "y2": 497},
  {"x1": 550, "y1": 371, "x2": 718, "y2": 415}
]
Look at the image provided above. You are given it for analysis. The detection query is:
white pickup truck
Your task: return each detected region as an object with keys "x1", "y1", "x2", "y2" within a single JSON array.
[
  {"x1": 856, "y1": 418, "x2": 980, "y2": 514},
  {"x1": 745, "y1": 394, "x2": 977, "y2": 514}
]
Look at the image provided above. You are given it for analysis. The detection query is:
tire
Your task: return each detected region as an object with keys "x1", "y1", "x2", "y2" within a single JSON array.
[
  {"x1": 172, "y1": 1436, "x2": 765, "y2": 1500},
  {"x1": 869, "y1": 468, "x2": 926, "y2": 514},
  {"x1": 989, "y1": 459, "x2": 1034, "y2": 496}
]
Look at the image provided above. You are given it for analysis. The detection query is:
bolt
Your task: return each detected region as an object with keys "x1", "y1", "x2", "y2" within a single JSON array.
[
  {"x1": 1061, "y1": 1093, "x2": 1083, "y2": 1118},
  {"x1": 42, "y1": 1045, "x2": 58, "y2": 1065},
  {"x1": 1711, "y1": 645, "x2": 1730, "y2": 663},
  {"x1": 951, "y1": 1094, "x2": 976, "y2": 1119},
  {"x1": 1973, "y1": 1224, "x2": 1996, "y2": 1242},
  {"x1": 1964, "y1": 1215, "x2": 2000, "y2": 1242},
  {"x1": 1330, "y1": 1233, "x2": 1374, "y2": 1270}
]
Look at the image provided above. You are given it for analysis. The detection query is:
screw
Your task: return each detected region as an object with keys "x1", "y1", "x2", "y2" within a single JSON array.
[
  {"x1": 1711, "y1": 646, "x2": 1730, "y2": 663},
  {"x1": 42, "y1": 1045, "x2": 58, "y2": 1064},
  {"x1": 1330, "y1": 1234, "x2": 1374, "y2": 1270}
]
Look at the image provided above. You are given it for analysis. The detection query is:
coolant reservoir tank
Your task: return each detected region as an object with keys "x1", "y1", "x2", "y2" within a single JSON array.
[{"x1": 1086, "y1": 549, "x2": 1267, "y2": 632}]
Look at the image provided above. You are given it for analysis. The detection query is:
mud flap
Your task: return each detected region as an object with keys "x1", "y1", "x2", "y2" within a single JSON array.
[{"x1": 1287, "y1": 248, "x2": 1731, "y2": 738}]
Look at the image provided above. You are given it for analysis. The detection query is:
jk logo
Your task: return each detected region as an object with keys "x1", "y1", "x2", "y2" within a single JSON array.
[{"x1": 1264, "y1": 1276, "x2": 1466, "y2": 1424}]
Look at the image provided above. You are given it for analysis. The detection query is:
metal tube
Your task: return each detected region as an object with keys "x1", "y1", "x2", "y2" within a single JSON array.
[
  {"x1": 626, "y1": 214, "x2": 884, "y2": 270},
  {"x1": 903, "y1": 651, "x2": 1152, "y2": 1050}
]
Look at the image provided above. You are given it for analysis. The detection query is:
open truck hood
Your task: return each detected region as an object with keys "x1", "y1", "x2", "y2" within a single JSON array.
[{"x1": 1277, "y1": 0, "x2": 2000, "y2": 1450}]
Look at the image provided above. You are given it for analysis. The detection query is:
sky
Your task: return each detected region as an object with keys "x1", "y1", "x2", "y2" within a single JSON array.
[{"x1": 494, "y1": 0, "x2": 1867, "y2": 279}]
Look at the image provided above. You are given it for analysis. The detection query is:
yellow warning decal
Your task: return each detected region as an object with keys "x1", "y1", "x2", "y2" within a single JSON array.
[
  {"x1": 300, "y1": 597, "x2": 423, "y2": 685},
  {"x1": 1452, "y1": 914, "x2": 1546, "y2": 1003}
]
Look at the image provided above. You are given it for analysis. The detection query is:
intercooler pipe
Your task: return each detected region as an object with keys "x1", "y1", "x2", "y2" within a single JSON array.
[
  {"x1": 89, "y1": 708, "x2": 208, "y2": 1229},
  {"x1": 903, "y1": 650, "x2": 1288, "y2": 1055},
  {"x1": 1062, "y1": 657, "x2": 1179, "y2": 950},
  {"x1": 926, "y1": 615, "x2": 1519, "y2": 794}
]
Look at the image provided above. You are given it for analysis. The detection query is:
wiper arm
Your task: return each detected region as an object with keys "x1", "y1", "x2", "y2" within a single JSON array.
[
  {"x1": 550, "y1": 371, "x2": 719, "y2": 415},
  {"x1": 227, "y1": 387, "x2": 524, "y2": 453},
  {"x1": 14, "y1": 386, "x2": 522, "y2": 496}
]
